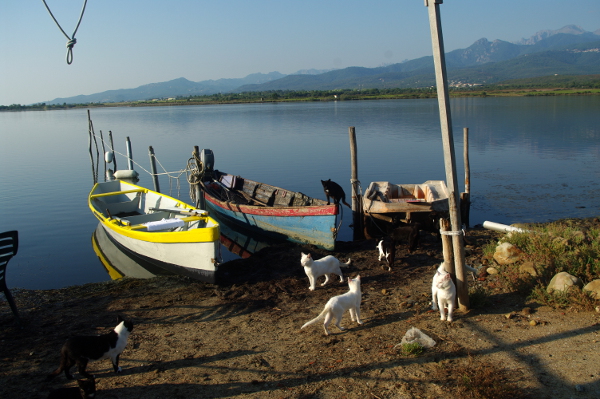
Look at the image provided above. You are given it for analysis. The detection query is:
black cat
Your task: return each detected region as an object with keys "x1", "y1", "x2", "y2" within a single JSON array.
[
  {"x1": 321, "y1": 179, "x2": 351, "y2": 208},
  {"x1": 48, "y1": 315, "x2": 133, "y2": 380},
  {"x1": 47, "y1": 378, "x2": 96, "y2": 399}
]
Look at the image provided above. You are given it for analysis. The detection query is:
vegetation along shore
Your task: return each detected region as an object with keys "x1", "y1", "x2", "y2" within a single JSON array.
[
  {"x1": 2, "y1": 74, "x2": 600, "y2": 112},
  {"x1": 1, "y1": 217, "x2": 599, "y2": 398}
]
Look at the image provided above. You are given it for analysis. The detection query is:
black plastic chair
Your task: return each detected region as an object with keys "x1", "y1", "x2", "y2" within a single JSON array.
[{"x1": 0, "y1": 230, "x2": 21, "y2": 326}]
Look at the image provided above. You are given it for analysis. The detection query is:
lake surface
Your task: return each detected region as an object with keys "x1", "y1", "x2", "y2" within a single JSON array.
[{"x1": 1, "y1": 96, "x2": 599, "y2": 289}]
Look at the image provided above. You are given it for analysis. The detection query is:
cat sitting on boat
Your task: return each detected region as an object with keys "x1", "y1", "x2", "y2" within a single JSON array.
[
  {"x1": 301, "y1": 275, "x2": 363, "y2": 335},
  {"x1": 321, "y1": 179, "x2": 351, "y2": 208},
  {"x1": 300, "y1": 252, "x2": 351, "y2": 291},
  {"x1": 47, "y1": 378, "x2": 96, "y2": 399},
  {"x1": 48, "y1": 315, "x2": 134, "y2": 380}
]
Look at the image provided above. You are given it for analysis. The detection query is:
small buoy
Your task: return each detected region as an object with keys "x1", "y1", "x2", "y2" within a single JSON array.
[
  {"x1": 114, "y1": 169, "x2": 139, "y2": 179},
  {"x1": 105, "y1": 151, "x2": 114, "y2": 163}
]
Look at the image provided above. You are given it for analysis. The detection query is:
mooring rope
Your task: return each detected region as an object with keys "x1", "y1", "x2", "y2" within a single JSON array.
[{"x1": 41, "y1": 0, "x2": 88, "y2": 64}]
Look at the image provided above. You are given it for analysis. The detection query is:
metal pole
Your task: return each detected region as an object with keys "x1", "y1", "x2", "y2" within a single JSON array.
[
  {"x1": 425, "y1": 0, "x2": 469, "y2": 310},
  {"x1": 149, "y1": 146, "x2": 160, "y2": 193}
]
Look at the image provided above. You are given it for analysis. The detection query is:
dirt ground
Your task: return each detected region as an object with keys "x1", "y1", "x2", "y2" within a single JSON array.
[{"x1": 1, "y1": 223, "x2": 600, "y2": 399}]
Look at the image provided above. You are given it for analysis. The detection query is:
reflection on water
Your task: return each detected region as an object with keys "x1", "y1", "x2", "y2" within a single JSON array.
[
  {"x1": 217, "y1": 214, "x2": 285, "y2": 262},
  {"x1": 91, "y1": 223, "x2": 173, "y2": 280},
  {"x1": 92, "y1": 215, "x2": 283, "y2": 281}
]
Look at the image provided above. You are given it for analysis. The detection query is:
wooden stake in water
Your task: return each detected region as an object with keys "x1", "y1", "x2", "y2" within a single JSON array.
[
  {"x1": 126, "y1": 136, "x2": 134, "y2": 171},
  {"x1": 149, "y1": 146, "x2": 160, "y2": 193},
  {"x1": 109, "y1": 131, "x2": 117, "y2": 171},
  {"x1": 348, "y1": 126, "x2": 364, "y2": 240}
]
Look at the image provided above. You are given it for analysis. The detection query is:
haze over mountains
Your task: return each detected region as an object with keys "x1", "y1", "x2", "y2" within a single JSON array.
[{"x1": 47, "y1": 25, "x2": 600, "y2": 105}]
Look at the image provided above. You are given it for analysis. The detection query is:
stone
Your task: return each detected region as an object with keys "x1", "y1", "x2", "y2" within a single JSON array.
[
  {"x1": 583, "y1": 279, "x2": 600, "y2": 299},
  {"x1": 529, "y1": 320, "x2": 537, "y2": 326},
  {"x1": 519, "y1": 261, "x2": 538, "y2": 276},
  {"x1": 486, "y1": 267, "x2": 499, "y2": 275},
  {"x1": 493, "y1": 242, "x2": 523, "y2": 265},
  {"x1": 547, "y1": 272, "x2": 583, "y2": 294}
]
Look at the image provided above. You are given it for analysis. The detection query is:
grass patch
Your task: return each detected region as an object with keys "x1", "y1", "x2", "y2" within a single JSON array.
[
  {"x1": 399, "y1": 342, "x2": 424, "y2": 357},
  {"x1": 488, "y1": 218, "x2": 600, "y2": 308},
  {"x1": 435, "y1": 356, "x2": 526, "y2": 398}
]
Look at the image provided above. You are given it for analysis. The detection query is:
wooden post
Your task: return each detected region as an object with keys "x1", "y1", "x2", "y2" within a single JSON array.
[
  {"x1": 349, "y1": 127, "x2": 364, "y2": 240},
  {"x1": 149, "y1": 146, "x2": 160, "y2": 193},
  {"x1": 100, "y1": 130, "x2": 107, "y2": 181},
  {"x1": 87, "y1": 110, "x2": 96, "y2": 183},
  {"x1": 126, "y1": 136, "x2": 134, "y2": 171},
  {"x1": 425, "y1": 0, "x2": 469, "y2": 310},
  {"x1": 193, "y1": 146, "x2": 204, "y2": 209},
  {"x1": 440, "y1": 218, "x2": 454, "y2": 268},
  {"x1": 461, "y1": 127, "x2": 471, "y2": 227},
  {"x1": 108, "y1": 131, "x2": 117, "y2": 171}
]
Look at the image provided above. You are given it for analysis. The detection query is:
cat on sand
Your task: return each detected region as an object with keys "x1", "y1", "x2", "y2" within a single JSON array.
[
  {"x1": 300, "y1": 252, "x2": 351, "y2": 291},
  {"x1": 376, "y1": 237, "x2": 395, "y2": 270},
  {"x1": 48, "y1": 315, "x2": 133, "y2": 380},
  {"x1": 431, "y1": 263, "x2": 456, "y2": 322},
  {"x1": 301, "y1": 275, "x2": 363, "y2": 335}
]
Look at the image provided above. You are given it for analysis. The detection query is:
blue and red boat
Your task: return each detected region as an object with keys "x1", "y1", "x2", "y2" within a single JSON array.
[{"x1": 200, "y1": 170, "x2": 339, "y2": 250}]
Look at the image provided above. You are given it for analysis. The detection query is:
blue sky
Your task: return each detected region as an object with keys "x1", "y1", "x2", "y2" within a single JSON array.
[{"x1": 1, "y1": 0, "x2": 599, "y2": 106}]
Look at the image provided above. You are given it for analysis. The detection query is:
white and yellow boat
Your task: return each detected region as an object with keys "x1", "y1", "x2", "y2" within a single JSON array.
[{"x1": 88, "y1": 180, "x2": 220, "y2": 283}]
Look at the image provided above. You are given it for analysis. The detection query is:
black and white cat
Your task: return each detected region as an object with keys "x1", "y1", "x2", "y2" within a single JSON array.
[
  {"x1": 300, "y1": 252, "x2": 351, "y2": 291},
  {"x1": 431, "y1": 263, "x2": 456, "y2": 322},
  {"x1": 376, "y1": 237, "x2": 395, "y2": 270},
  {"x1": 321, "y1": 179, "x2": 351, "y2": 208},
  {"x1": 47, "y1": 378, "x2": 96, "y2": 399},
  {"x1": 48, "y1": 315, "x2": 134, "y2": 380},
  {"x1": 302, "y1": 275, "x2": 363, "y2": 335}
]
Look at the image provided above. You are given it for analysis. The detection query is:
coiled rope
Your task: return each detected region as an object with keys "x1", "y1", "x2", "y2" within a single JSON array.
[{"x1": 41, "y1": 0, "x2": 88, "y2": 64}]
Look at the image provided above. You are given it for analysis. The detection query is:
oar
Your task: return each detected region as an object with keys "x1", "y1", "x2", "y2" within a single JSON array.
[{"x1": 149, "y1": 207, "x2": 207, "y2": 216}]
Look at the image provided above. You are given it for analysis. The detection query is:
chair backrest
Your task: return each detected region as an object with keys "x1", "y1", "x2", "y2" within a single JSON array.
[{"x1": 0, "y1": 231, "x2": 19, "y2": 282}]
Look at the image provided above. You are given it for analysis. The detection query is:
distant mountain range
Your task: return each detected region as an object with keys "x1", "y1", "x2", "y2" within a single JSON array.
[{"x1": 46, "y1": 25, "x2": 600, "y2": 105}]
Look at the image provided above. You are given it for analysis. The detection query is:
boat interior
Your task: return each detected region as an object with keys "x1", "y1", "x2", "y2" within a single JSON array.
[
  {"x1": 91, "y1": 189, "x2": 209, "y2": 231},
  {"x1": 204, "y1": 173, "x2": 327, "y2": 207},
  {"x1": 367, "y1": 182, "x2": 438, "y2": 203}
]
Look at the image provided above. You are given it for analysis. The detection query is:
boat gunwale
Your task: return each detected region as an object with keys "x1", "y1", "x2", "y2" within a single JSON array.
[{"x1": 88, "y1": 180, "x2": 220, "y2": 244}]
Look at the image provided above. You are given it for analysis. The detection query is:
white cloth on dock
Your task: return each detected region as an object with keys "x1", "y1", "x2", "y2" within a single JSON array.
[{"x1": 144, "y1": 218, "x2": 185, "y2": 231}]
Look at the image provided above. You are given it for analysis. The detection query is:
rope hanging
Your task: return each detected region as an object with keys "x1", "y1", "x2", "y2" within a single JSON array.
[{"x1": 41, "y1": 0, "x2": 88, "y2": 64}]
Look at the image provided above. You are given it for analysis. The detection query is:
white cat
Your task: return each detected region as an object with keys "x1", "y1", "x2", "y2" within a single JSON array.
[
  {"x1": 301, "y1": 275, "x2": 363, "y2": 335},
  {"x1": 300, "y1": 252, "x2": 351, "y2": 291},
  {"x1": 431, "y1": 263, "x2": 456, "y2": 322}
]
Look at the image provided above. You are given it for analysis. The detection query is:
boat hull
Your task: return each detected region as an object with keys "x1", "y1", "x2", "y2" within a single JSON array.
[
  {"x1": 363, "y1": 180, "x2": 449, "y2": 220},
  {"x1": 101, "y1": 224, "x2": 220, "y2": 282},
  {"x1": 88, "y1": 180, "x2": 220, "y2": 283},
  {"x1": 201, "y1": 173, "x2": 338, "y2": 250},
  {"x1": 204, "y1": 196, "x2": 337, "y2": 250}
]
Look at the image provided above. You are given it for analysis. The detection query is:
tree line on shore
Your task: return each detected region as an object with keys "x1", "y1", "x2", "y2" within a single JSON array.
[{"x1": 3, "y1": 75, "x2": 599, "y2": 111}]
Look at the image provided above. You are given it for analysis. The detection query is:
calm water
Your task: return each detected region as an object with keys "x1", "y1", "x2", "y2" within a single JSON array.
[{"x1": 1, "y1": 97, "x2": 599, "y2": 289}]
